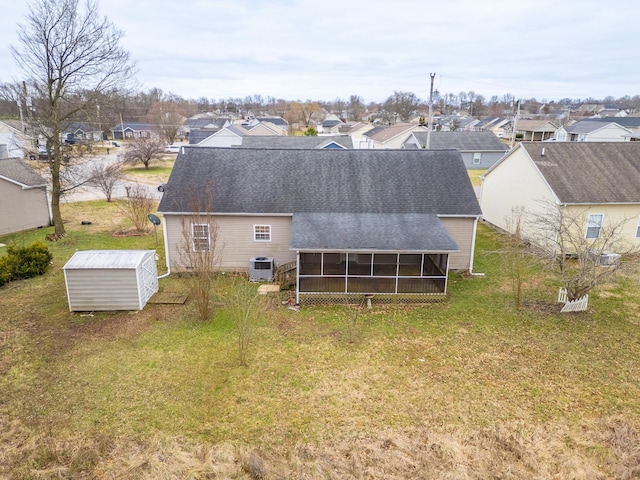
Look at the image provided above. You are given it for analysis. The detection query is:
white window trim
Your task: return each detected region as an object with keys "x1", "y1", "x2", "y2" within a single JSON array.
[
  {"x1": 585, "y1": 213, "x2": 604, "y2": 239},
  {"x1": 472, "y1": 152, "x2": 482, "y2": 164},
  {"x1": 192, "y1": 223, "x2": 210, "y2": 252},
  {"x1": 254, "y1": 224, "x2": 272, "y2": 242}
]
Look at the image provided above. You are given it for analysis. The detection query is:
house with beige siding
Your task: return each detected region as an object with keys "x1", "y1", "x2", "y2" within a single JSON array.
[
  {"x1": 0, "y1": 158, "x2": 51, "y2": 236},
  {"x1": 554, "y1": 120, "x2": 632, "y2": 142},
  {"x1": 157, "y1": 147, "x2": 482, "y2": 304},
  {"x1": 480, "y1": 142, "x2": 640, "y2": 253}
]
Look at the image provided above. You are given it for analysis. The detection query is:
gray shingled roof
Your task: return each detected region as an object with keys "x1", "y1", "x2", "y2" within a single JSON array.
[
  {"x1": 410, "y1": 131, "x2": 508, "y2": 151},
  {"x1": 158, "y1": 147, "x2": 481, "y2": 216},
  {"x1": 0, "y1": 158, "x2": 48, "y2": 187},
  {"x1": 521, "y1": 142, "x2": 640, "y2": 204},
  {"x1": 239, "y1": 136, "x2": 353, "y2": 149},
  {"x1": 291, "y1": 213, "x2": 459, "y2": 251},
  {"x1": 563, "y1": 120, "x2": 622, "y2": 134}
]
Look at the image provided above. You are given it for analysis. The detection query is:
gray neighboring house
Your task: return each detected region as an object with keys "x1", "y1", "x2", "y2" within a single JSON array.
[
  {"x1": 239, "y1": 135, "x2": 353, "y2": 149},
  {"x1": 0, "y1": 158, "x2": 51, "y2": 236},
  {"x1": 157, "y1": 148, "x2": 482, "y2": 304},
  {"x1": 404, "y1": 131, "x2": 509, "y2": 169},
  {"x1": 110, "y1": 122, "x2": 153, "y2": 140}
]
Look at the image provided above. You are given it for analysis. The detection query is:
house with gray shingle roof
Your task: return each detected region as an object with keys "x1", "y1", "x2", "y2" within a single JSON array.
[
  {"x1": 0, "y1": 158, "x2": 51, "y2": 235},
  {"x1": 554, "y1": 120, "x2": 632, "y2": 142},
  {"x1": 110, "y1": 122, "x2": 153, "y2": 140},
  {"x1": 157, "y1": 147, "x2": 482, "y2": 303},
  {"x1": 239, "y1": 135, "x2": 353, "y2": 149},
  {"x1": 403, "y1": 131, "x2": 508, "y2": 168},
  {"x1": 480, "y1": 142, "x2": 640, "y2": 251}
]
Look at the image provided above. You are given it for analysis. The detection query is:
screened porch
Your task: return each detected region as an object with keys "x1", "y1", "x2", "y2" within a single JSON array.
[{"x1": 297, "y1": 251, "x2": 449, "y2": 295}]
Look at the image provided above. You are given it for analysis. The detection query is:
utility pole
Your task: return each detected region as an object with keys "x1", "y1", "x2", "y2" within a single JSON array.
[
  {"x1": 510, "y1": 99, "x2": 520, "y2": 148},
  {"x1": 426, "y1": 73, "x2": 436, "y2": 149}
]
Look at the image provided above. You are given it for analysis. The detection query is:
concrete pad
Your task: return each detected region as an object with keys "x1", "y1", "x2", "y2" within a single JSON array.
[{"x1": 258, "y1": 284, "x2": 281, "y2": 295}]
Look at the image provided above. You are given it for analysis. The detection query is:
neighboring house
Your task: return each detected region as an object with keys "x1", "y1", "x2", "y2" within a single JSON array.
[
  {"x1": 196, "y1": 125, "x2": 248, "y2": 147},
  {"x1": 0, "y1": 158, "x2": 51, "y2": 235},
  {"x1": 403, "y1": 131, "x2": 508, "y2": 169},
  {"x1": 110, "y1": 122, "x2": 153, "y2": 140},
  {"x1": 257, "y1": 116, "x2": 289, "y2": 135},
  {"x1": 554, "y1": 120, "x2": 632, "y2": 142},
  {"x1": 64, "y1": 122, "x2": 102, "y2": 142},
  {"x1": 513, "y1": 119, "x2": 558, "y2": 141},
  {"x1": 0, "y1": 132, "x2": 25, "y2": 159},
  {"x1": 480, "y1": 142, "x2": 640, "y2": 251},
  {"x1": 0, "y1": 120, "x2": 32, "y2": 158},
  {"x1": 318, "y1": 114, "x2": 345, "y2": 135},
  {"x1": 157, "y1": 148, "x2": 482, "y2": 304},
  {"x1": 587, "y1": 116, "x2": 640, "y2": 135},
  {"x1": 239, "y1": 135, "x2": 353, "y2": 149},
  {"x1": 358, "y1": 124, "x2": 426, "y2": 149}
]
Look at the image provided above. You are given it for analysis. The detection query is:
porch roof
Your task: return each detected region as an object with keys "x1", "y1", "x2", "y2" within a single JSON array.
[{"x1": 290, "y1": 213, "x2": 459, "y2": 252}]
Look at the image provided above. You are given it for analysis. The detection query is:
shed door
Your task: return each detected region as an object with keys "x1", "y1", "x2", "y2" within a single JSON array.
[{"x1": 141, "y1": 257, "x2": 158, "y2": 303}]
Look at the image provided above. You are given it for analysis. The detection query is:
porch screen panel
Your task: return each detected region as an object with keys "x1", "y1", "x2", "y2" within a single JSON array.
[
  {"x1": 323, "y1": 253, "x2": 346, "y2": 275},
  {"x1": 424, "y1": 254, "x2": 447, "y2": 275},
  {"x1": 373, "y1": 254, "x2": 397, "y2": 276},
  {"x1": 300, "y1": 253, "x2": 321, "y2": 275},
  {"x1": 347, "y1": 277, "x2": 395, "y2": 293},
  {"x1": 348, "y1": 253, "x2": 372, "y2": 275},
  {"x1": 398, "y1": 278, "x2": 446, "y2": 294},
  {"x1": 398, "y1": 254, "x2": 422, "y2": 276}
]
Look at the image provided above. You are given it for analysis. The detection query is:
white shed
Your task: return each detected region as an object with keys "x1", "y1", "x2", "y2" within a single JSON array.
[{"x1": 63, "y1": 250, "x2": 159, "y2": 312}]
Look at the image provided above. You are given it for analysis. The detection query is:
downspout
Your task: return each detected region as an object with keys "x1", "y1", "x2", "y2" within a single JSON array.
[
  {"x1": 469, "y1": 216, "x2": 485, "y2": 277},
  {"x1": 295, "y1": 250, "x2": 300, "y2": 305},
  {"x1": 157, "y1": 215, "x2": 171, "y2": 279}
]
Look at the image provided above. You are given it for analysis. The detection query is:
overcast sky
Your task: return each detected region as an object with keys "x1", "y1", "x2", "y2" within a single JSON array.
[{"x1": 1, "y1": 0, "x2": 639, "y2": 104}]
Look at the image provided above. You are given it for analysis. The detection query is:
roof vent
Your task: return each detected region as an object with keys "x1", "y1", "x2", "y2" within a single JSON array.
[{"x1": 541, "y1": 147, "x2": 545, "y2": 156}]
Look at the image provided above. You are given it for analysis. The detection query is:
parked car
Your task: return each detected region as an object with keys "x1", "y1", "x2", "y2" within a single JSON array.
[{"x1": 164, "y1": 144, "x2": 181, "y2": 153}]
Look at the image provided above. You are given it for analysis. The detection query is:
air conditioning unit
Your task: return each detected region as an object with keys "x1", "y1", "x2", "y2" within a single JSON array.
[
  {"x1": 599, "y1": 252, "x2": 620, "y2": 266},
  {"x1": 249, "y1": 256, "x2": 275, "y2": 282}
]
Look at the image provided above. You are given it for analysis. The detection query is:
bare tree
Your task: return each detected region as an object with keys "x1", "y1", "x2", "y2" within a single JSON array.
[
  {"x1": 499, "y1": 208, "x2": 539, "y2": 309},
  {"x1": 11, "y1": 0, "x2": 136, "y2": 237},
  {"x1": 383, "y1": 91, "x2": 422, "y2": 122},
  {"x1": 88, "y1": 162, "x2": 124, "y2": 202},
  {"x1": 122, "y1": 137, "x2": 164, "y2": 169},
  {"x1": 226, "y1": 277, "x2": 261, "y2": 366},
  {"x1": 177, "y1": 192, "x2": 224, "y2": 322},
  {"x1": 527, "y1": 201, "x2": 639, "y2": 301},
  {"x1": 117, "y1": 184, "x2": 155, "y2": 234}
]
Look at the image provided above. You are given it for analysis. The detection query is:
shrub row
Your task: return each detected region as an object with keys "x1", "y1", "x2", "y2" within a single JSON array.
[{"x1": 0, "y1": 241, "x2": 53, "y2": 287}]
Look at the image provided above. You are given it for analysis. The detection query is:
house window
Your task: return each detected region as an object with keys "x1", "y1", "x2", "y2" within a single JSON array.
[
  {"x1": 192, "y1": 224, "x2": 210, "y2": 251},
  {"x1": 472, "y1": 152, "x2": 482, "y2": 164},
  {"x1": 254, "y1": 225, "x2": 271, "y2": 242},
  {"x1": 586, "y1": 214, "x2": 604, "y2": 239}
]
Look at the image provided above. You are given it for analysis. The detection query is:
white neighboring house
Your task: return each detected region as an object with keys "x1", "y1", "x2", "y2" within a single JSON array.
[
  {"x1": 0, "y1": 158, "x2": 51, "y2": 235},
  {"x1": 554, "y1": 120, "x2": 632, "y2": 142},
  {"x1": 480, "y1": 142, "x2": 640, "y2": 251},
  {"x1": 0, "y1": 132, "x2": 25, "y2": 159}
]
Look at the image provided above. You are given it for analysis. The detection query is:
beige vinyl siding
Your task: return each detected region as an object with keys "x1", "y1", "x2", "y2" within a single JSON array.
[
  {"x1": 0, "y1": 181, "x2": 50, "y2": 235},
  {"x1": 165, "y1": 215, "x2": 295, "y2": 272},
  {"x1": 439, "y1": 217, "x2": 476, "y2": 270},
  {"x1": 480, "y1": 148, "x2": 556, "y2": 238},
  {"x1": 565, "y1": 204, "x2": 640, "y2": 247}
]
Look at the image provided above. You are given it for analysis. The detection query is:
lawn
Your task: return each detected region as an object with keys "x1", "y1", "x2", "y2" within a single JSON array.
[{"x1": 1, "y1": 201, "x2": 639, "y2": 478}]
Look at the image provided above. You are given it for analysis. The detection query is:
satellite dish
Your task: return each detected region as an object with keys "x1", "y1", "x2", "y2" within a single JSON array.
[{"x1": 148, "y1": 214, "x2": 161, "y2": 226}]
